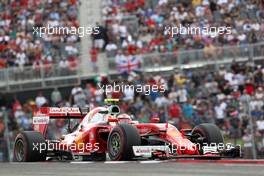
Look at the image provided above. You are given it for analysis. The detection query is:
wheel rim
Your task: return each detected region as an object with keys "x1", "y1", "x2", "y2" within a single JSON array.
[
  {"x1": 109, "y1": 132, "x2": 121, "y2": 157},
  {"x1": 15, "y1": 139, "x2": 25, "y2": 161},
  {"x1": 193, "y1": 131, "x2": 207, "y2": 152}
]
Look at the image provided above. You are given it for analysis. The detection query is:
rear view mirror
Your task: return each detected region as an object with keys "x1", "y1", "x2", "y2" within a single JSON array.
[{"x1": 150, "y1": 117, "x2": 160, "y2": 123}]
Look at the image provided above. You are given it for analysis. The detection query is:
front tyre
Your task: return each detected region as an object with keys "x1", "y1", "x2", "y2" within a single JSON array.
[
  {"x1": 192, "y1": 123, "x2": 224, "y2": 153},
  {"x1": 107, "y1": 124, "x2": 140, "y2": 161},
  {"x1": 13, "y1": 131, "x2": 47, "y2": 162}
]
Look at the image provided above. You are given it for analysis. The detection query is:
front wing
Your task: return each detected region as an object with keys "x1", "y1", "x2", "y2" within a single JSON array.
[{"x1": 132, "y1": 145, "x2": 241, "y2": 160}]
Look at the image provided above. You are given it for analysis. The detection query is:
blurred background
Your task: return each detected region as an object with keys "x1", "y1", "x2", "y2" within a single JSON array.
[{"x1": 1, "y1": 0, "x2": 264, "y2": 161}]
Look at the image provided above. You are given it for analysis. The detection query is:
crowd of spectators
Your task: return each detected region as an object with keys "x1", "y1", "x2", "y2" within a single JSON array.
[
  {"x1": 0, "y1": 0, "x2": 80, "y2": 74},
  {"x1": 1, "y1": 61, "x2": 264, "y2": 159},
  {"x1": 93, "y1": 0, "x2": 264, "y2": 60},
  {"x1": 2, "y1": 0, "x2": 264, "y2": 160}
]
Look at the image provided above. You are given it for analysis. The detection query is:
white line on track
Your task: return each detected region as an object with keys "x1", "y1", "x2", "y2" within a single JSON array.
[
  {"x1": 104, "y1": 161, "x2": 130, "y2": 164},
  {"x1": 69, "y1": 160, "x2": 166, "y2": 164},
  {"x1": 70, "y1": 161, "x2": 95, "y2": 164},
  {"x1": 139, "y1": 160, "x2": 164, "y2": 164}
]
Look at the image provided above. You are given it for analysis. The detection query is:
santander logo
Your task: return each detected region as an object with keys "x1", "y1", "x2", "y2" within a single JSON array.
[{"x1": 49, "y1": 107, "x2": 80, "y2": 114}]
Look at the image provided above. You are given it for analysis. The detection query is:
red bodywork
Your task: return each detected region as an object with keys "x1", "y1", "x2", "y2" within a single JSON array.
[{"x1": 32, "y1": 106, "x2": 201, "y2": 157}]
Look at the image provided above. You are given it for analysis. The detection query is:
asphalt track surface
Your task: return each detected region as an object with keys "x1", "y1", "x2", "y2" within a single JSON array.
[{"x1": 1, "y1": 160, "x2": 264, "y2": 176}]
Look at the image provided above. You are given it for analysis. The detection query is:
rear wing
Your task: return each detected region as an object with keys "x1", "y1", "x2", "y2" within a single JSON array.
[
  {"x1": 33, "y1": 107, "x2": 89, "y2": 136},
  {"x1": 38, "y1": 107, "x2": 86, "y2": 119}
]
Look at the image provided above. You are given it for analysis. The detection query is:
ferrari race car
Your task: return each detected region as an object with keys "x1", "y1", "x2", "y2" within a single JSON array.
[{"x1": 13, "y1": 99, "x2": 241, "y2": 162}]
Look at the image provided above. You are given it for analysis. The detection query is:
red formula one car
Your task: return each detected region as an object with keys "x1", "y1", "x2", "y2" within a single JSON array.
[{"x1": 13, "y1": 99, "x2": 240, "y2": 162}]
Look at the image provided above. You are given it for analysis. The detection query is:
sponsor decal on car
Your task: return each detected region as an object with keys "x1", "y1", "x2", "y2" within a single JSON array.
[
  {"x1": 49, "y1": 107, "x2": 81, "y2": 114},
  {"x1": 132, "y1": 146, "x2": 170, "y2": 157},
  {"x1": 202, "y1": 146, "x2": 218, "y2": 154},
  {"x1": 33, "y1": 116, "x2": 50, "y2": 124}
]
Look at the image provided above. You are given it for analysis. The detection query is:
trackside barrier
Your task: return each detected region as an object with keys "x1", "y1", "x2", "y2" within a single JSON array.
[
  {"x1": 0, "y1": 42, "x2": 264, "y2": 92},
  {"x1": 108, "y1": 42, "x2": 264, "y2": 74}
]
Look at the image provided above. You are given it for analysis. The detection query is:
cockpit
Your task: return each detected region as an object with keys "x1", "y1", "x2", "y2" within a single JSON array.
[
  {"x1": 78, "y1": 105, "x2": 131, "y2": 129},
  {"x1": 79, "y1": 107, "x2": 109, "y2": 128}
]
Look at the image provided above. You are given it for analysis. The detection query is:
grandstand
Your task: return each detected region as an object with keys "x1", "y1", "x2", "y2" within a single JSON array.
[{"x1": 0, "y1": 0, "x2": 264, "y2": 161}]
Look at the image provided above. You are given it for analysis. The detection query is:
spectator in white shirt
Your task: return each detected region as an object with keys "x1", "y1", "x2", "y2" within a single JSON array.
[
  {"x1": 214, "y1": 101, "x2": 227, "y2": 128},
  {"x1": 105, "y1": 42, "x2": 118, "y2": 57},
  {"x1": 177, "y1": 87, "x2": 188, "y2": 103},
  {"x1": 217, "y1": 0, "x2": 228, "y2": 5},
  {"x1": 51, "y1": 88, "x2": 62, "y2": 106},
  {"x1": 35, "y1": 92, "x2": 48, "y2": 108},
  {"x1": 123, "y1": 85, "x2": 135, "y2": 102},
  {"x1": 155, "y1": 94, "x2": 169, "y2": 108},
  {"x1": 59, "y1": 58, "x2": 69, "y2": 75}
]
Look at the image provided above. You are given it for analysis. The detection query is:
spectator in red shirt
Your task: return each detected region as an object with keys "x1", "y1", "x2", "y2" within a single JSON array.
[
  {"x1": 43, "y1": 55, "x2": 52, "y2": 76},
  {"x1": 12, "y1": 98, "x2": 22, "y2": 113},
  {"x1": 168, "y1": 100, "x2": 181, "y2": 127},
  {"x1": 245, "y1": 80, "x2": 255, "y2": 95},
  {"x1": 232, "y1": 87, "x2": 241, "y2": 99},
  {"x1": 90, "y1": 47, "x2": 98, "y2": 72},
  {"x1": 0, "y1": 118, "x2": 4, "y2": 136},
  {"x1": 68, "y1": 56, "x2": 78, "y2": 72},
  {"x1": 0, "y1": 59, "x2": 6, "y2": 68},
  {"x1": 112, "y1": 89, "x2": 123, "y2": 99}
]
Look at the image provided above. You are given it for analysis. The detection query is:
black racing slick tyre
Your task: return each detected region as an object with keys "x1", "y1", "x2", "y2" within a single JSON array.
[
  {"x1": 192, "y1": 123, "x2": 224, "y2": 145},
  {"x1": 13, "y1": 131, "x2": 47, "y2": 162},
  {"x1": 192, "y1": 123, "x2": 224, "y2": 154},
  {"x1": 107, "y1": 124, "x2": 140, "y2": 161}
]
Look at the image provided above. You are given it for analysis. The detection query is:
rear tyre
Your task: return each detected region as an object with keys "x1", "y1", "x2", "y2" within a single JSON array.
[
  {"x1": 107, "y1": 124, "x2": 140, "y2": 161},
  {"x1": 13, "y1": 131, "x2": 47, "y2": 162},
  {"x1": 192, "y1": 123, "x2": 224, "y2": 153}
]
